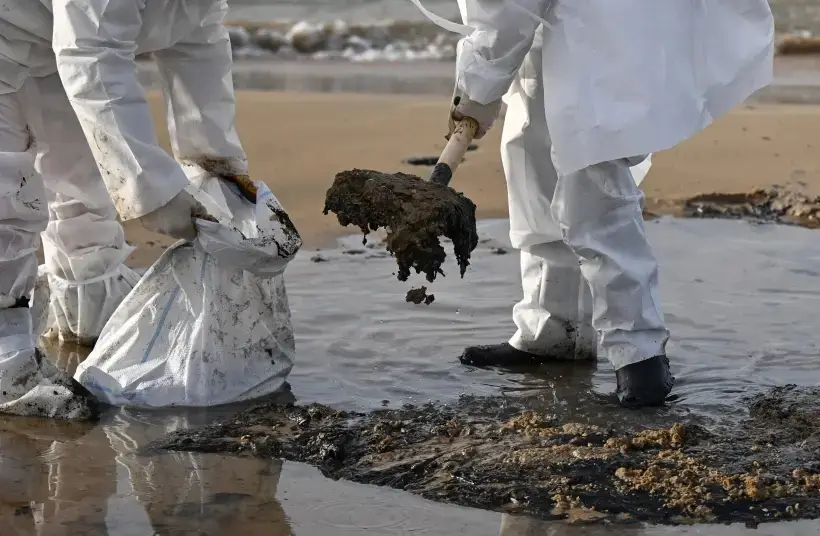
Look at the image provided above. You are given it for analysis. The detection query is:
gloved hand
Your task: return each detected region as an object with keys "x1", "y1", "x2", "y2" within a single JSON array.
[
  {"x1": 448, "y1": 90, "x2": 502, "y2": 140},
  {"x1": 137, "y1": 189, "x2": 210, "y2": 241}
]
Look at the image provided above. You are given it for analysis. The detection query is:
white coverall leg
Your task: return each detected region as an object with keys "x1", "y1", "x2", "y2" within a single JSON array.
[
  {"x1": 462, "y1": 32, "x2": 668, "y2": 372},
  {"x1": 36, "y1": 73, "x2": 139, "y2": 346},
  {"x1": 0, "y1": 78, "x2": 99, "y2": 420},
  {"x1": 501, "y1": 32, "x2": 596, "y2": 363}
]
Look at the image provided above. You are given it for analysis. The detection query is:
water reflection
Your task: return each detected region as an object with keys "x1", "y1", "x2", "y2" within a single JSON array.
[
  {"x1": 493, "y1": 361, "x2": 704, "y2": 432},
  {"x1": 3, "y1": 343, "x2": 293, "y2": 536},
  {"x1": 2, "y1": 419, "x2": 291, "y2": 535},
  {"x1": 497, "y1": 514, "x2": 820, "y2": 536}
]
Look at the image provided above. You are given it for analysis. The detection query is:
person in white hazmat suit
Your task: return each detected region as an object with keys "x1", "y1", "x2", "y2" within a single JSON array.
[
  {"x1": 414, "y1": 0, "x2": 774, "y2": 407},
  {"x1": 0, "y1": 0, "x2": 247, "y2": 419}
]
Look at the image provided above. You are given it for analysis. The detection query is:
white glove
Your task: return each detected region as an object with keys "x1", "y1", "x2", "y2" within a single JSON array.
[
  {"x1": 137, "y1": 189, "x2": 209, "y2": 241},
  {"x1": 448, "y1": 90, "x2": 502, "y2": 140},
  {"x1": 0, "y1": 294, "x2": 17, "y2": 309}
]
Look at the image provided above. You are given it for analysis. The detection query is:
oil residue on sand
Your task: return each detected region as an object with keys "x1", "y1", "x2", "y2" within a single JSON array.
[
  {"x1": 684, "y1": 186, "x2": 820, "y2": 228},
  {"x1": 148, "y1": 386, "x2": 820, "y2": 526}
]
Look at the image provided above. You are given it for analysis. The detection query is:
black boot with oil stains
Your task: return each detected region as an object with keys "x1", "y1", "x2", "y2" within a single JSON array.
[
  {"x1": 615, "y1": 355, "x2": 675, "y2": 408},
  {"x1": 323, "y1": 169, "x2": 479, "y2": 283},
  {"x1": 147, "y1": 386, "x2": 820, "y2": 527}
]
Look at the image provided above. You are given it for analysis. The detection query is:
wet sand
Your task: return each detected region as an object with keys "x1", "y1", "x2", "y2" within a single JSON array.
[{"x1": 121, "y1": 92, "x2": 820, "y2": 267}]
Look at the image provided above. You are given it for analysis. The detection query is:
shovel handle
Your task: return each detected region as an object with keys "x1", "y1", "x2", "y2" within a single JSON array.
[{"x1": 429, "y1": 117, "x2": 479, "y2": 186}]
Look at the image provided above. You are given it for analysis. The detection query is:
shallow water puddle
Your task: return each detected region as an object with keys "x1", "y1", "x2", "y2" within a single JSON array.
[
  {"x1": 289, "y1": 217, "x2": 820, "y2": 421},
  {"x1": 1, "y1": 218, "x2": 819, "y2": 534}
]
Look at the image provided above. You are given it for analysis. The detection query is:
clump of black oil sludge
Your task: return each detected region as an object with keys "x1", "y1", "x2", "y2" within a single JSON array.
[
  {"x1": 146, "y1": 387, "x2": 820, "y2": 526},
  {"x1": 406, "y1": 286, "x2": 434, "y2": 305},
  {"x1": 323, "y1": 169, "x2": 479, "y2": 283}
]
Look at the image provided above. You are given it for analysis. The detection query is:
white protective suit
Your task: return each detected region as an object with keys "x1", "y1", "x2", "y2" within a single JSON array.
[
  {"x1": 414, "y1": 0, "x2": 774, "y2": 369},
  {"x1": 0, "y1": 0, "x2": 247, "y2": 416}
]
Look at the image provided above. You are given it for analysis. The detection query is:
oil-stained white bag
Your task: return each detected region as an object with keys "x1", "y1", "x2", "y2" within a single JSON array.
[{"x1": 75, "y1": 175, "x2": 301, "y2": 408}]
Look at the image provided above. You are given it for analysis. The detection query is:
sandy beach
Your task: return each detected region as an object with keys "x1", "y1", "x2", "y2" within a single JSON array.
[{"x1": 122, "y1": 92, "x2": 820, "y2": 267}]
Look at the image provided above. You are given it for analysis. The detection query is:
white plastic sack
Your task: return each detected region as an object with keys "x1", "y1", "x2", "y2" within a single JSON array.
[{"x1": 74, "y1": 176, "x2": 302, "y2": 408}]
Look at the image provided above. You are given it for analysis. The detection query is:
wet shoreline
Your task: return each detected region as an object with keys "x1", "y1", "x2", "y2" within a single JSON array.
[{"x1": 137, "y1": 56, "x2": 820, "y2": 103}]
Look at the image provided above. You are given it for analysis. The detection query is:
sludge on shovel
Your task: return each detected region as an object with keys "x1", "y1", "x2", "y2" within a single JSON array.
[{"x1": 323, "y1": 118, "x2": 480, "y2": 284}]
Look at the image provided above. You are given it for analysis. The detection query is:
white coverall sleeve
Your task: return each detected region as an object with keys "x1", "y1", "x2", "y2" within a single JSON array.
[
  {"x1": 456, "y1": 0, "x2": 553, "y2": 105},
  {"x1": 51, "y1": 0, "x2": 191, "y2": 221},
  {"x1": 153, "y1": 2, "x2": 248, "y2": 178}
]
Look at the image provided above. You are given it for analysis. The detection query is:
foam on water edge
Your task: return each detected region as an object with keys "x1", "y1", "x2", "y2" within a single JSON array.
[{"x1": 226, "y1": 19, "x2": 460, "y2": 62}]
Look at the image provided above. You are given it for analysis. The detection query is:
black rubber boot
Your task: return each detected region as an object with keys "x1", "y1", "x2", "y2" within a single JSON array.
[
  {"x1": 459, "y1": 343, "x2": 545, "y2": 367},
  {"x1": 615, "y1": 355, "x2": 674, "y2": 408}
]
